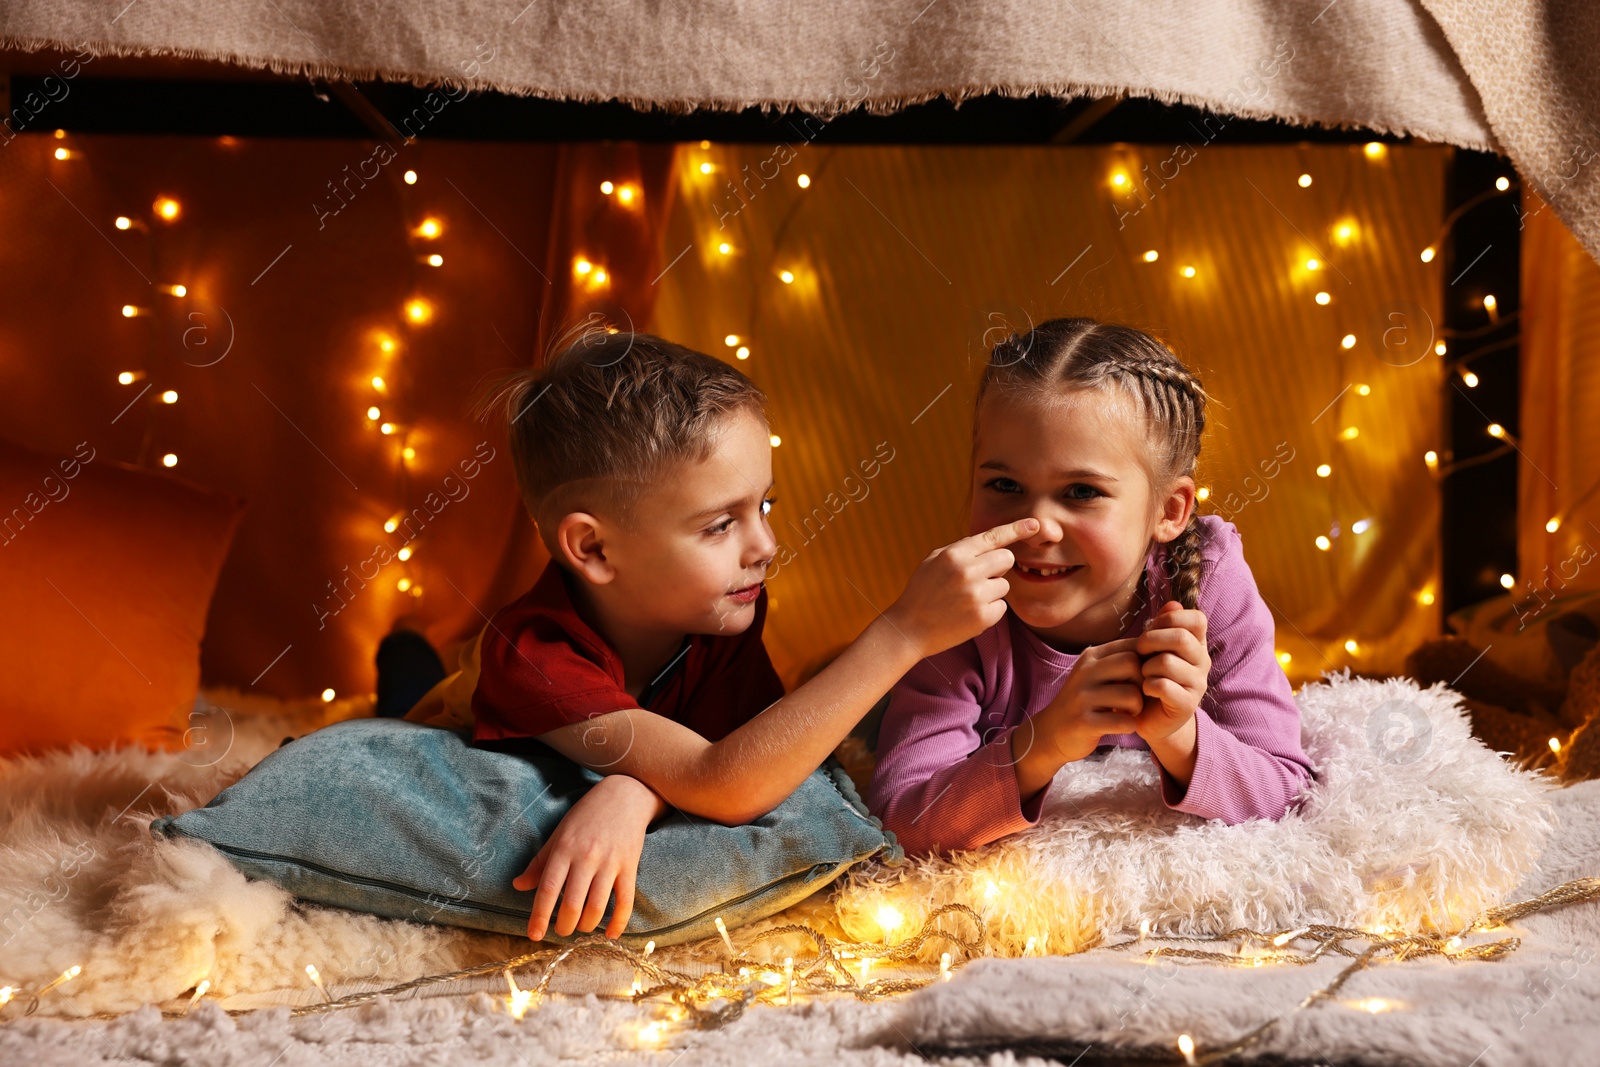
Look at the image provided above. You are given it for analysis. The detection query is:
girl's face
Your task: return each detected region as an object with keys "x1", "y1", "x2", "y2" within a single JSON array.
[{"x1": 969, "y1": 387, "x2": 1191, "y2": 651}]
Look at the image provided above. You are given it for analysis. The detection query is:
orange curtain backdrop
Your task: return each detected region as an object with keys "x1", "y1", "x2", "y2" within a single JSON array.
[
  {"x1": 0, "y1": 132, "x2": 673, "y2": 700},
  {"x1": 1518, "y1": 195, "x2": 1600, "y2": 600},
  {"x1": 649, "y1": 144, "x2": 1448, "y2": 688}
]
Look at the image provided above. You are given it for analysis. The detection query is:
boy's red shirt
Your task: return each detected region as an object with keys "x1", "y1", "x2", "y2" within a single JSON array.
[{"x1": 463, "y1": 560, "x2": 787, "y2": 747}]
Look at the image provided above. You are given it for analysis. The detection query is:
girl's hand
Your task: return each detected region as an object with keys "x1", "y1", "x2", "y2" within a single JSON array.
[
  {"x1": 885, "y1": 518, "x2": 1040, "y2": 659},
  {"x1": 1022, "y1": 636, "x2": 1145, "y2": 766},
  {"x1": 1131, "y1": 601, "x2": 1210, "y2": 743},
  {"x1": 513, "y1": 774, "x2": 661, "y2": 941}
]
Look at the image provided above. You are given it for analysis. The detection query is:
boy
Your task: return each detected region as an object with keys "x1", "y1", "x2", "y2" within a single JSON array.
[{"x1": 405, "y1": 329, "x2": 1036, "y2": 943}]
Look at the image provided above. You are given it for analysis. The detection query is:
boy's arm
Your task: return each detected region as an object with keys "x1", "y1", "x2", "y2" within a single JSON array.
[{"x1": 536, "y1": 519, "x2": 1040, "y2": 825}]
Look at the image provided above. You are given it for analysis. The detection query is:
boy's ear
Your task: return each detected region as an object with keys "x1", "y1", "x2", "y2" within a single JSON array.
[{"x1": 554, "y1": 512, "x2": 616, "y2": 584}]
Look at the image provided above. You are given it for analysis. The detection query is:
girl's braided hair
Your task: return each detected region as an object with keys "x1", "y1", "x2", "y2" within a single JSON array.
[{"x1": 977, "y1": 317, "x2": 1210, "y2": 610}]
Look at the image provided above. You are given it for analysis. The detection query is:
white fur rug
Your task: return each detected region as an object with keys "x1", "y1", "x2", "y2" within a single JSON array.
[
  {"x1": 833, "y1": 669, "x2": 1561, "y2": 957},
  {"x1": 1, "y1": 672, "x2": 1596, "y2": 1066}
]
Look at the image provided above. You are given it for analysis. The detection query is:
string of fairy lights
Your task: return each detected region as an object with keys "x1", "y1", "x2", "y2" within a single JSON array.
[{"x1": 6, "y1": 877, "x2": 1600, "y2": 1064}]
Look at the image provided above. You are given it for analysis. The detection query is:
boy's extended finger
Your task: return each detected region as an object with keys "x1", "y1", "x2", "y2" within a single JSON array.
[
  {"x1": 971, "y1": 517, "x2": 1040, "y2": 551},
  {"x1": 606, "y1": 874, "x2": 636, "y2": 939}
]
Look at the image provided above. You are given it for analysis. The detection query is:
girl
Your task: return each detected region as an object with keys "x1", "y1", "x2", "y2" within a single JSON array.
[{"x1": 865, "y1": 317, "x2": 1317, "y2": 855}]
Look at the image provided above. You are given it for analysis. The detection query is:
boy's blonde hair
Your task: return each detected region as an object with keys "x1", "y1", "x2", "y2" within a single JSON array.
[{"x1": 474, "y1": 326, "x2": 769, "y2": 558}]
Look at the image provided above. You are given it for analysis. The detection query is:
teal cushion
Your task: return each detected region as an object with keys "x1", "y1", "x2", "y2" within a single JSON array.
[{"x1": 152, "y1": 718, "x2": 900, "y2": 947}]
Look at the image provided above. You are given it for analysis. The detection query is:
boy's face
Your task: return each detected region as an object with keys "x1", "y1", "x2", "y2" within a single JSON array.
[
  {"x1": 969, "y1": 388, "x2": 1185, "y2": 647},
  {"x1": 577, "y1": 408, "x2": 777, "y2": 637}
]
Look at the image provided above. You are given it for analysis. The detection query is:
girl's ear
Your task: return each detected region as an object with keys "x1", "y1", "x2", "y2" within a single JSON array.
[
  {"x1": 1154, "y1": 476, "x2": 1197, "y2": 541},
  {"x1": 555, "y1": 512, "x2": 616, "y2": 584}
]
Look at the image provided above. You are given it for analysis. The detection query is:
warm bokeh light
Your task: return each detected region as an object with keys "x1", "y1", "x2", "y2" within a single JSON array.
[
  {"x1": 1340, "y1": 333, "x2": 1356, "y2": 349},
  {"x1": 161, "y1": 390, "x2": 178, "y2": 404},
  {"x1": 1487, "y1": 422, "x2": 1506, "y2": 438},
  {"x1": 404, "y1": 298, "x2": 433, "y2": 324},
  {"x1": 404, "y1": 170, "x2": 418, "y2": 184},
  {"x1": 154, "y1": 197, "x2": 181, "y2": 220},
  {"x1": 1339, "y1": 426, "x2": 1360, "y2": 440},
  {"x1": 1424, "y1": 450, "x2": 1438, "y2": 467},
  {"x1": 371, "y1": 376, "x2": 386, "y2": 391},
  {"x1": 573, "y1": 257, "x2": 593, "y2": 275},
  {"x1": 1195, "y1": 486, "x2": 1210, "y2": 500},
  {"x1": 1316, "y1": 535, "x2": 1332, "y2": 551},
  {"x1": 1547, "y1": 517, "x2": 1562, "y2": 533},
  {"x1": 415, "y1": 217, "x2": 442, "y2": 239},
  {"x1": 118, "y1": 371, "x2": 135, "y2": 384},
  {"x1": 426, "y1": 254, "x2": 443, "y2": 267},
  {"x1": 321, "y1": 688, "x2": 336, "y2": 702},
  {"x1": 1363, "y1": 142, "x2": 1387, "y2": 159},
  {"x1": 770, "y1": 434, "x2": 782, "y2": 447},
  {"x1": 367, "y1": 406, "x2": 381, "y2": 420},
  {"x1": 1420, "y1": 246, "x2": 1435, "y2": 263},
  {"x1": 735, "y1": 346, "x2": 750, "y2": 360},
  {"x1": 114, "y1": 216, "x2": 132, "y2": 230},
  {"x1": 797, "y1": 173, "x2": 811, "y2": 188},
  {"x1": 1181, "y1": 265, "x2": 1196, "y2": 278},
  {"x1": 1297, "y1": 173, "x2": 1312, "y2": 187},
  {"x1": 1462, "y1": 370, "x2": 1479, "y2": 387},
  {"x1": 1495, "y1": 176, "x2": 1510, "y2": 191},
  {"x1": 600, "y1": 180, "x2": 614, "y2": 194},
  {"x1": 1143, "y1": 250, "x2": 1159, "y2": 262},
  {"x1": 1483, "y1": 293, "x2": 1498, "y2": 312},
  {"x1": 1355, "y1": 383, "x2": 1371, "y2": 396},
  {"x1": 779, "y1": 270, "x2": 795, "y2": 284},
  {"x1": 161, "y1": 453, "x2": 178, "y2": 467},
  {"x1": 1316, "y1": 464, "x2": 1332, "y2": 477},
  {"x1": 725, "y1": 334, "x2": 740, "y2": 347},
  {"x1": 1500, "y1": 573, "x2": 1515, "y2": 589},
  {"x1": 121, "y1": 305, "x2": 139, "y2": 317},
  {"x1": 1344, "y1": 639, "x2": 1360, "y2": 654},
  {"x1": 1315, "y1": 291, "x2": 1331, "y2": 305},
  {"x1": 718, "y1": 242, "x2": 732, "y2": 255}
]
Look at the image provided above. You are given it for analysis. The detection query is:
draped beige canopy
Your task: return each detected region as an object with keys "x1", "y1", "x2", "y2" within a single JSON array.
[{"x1": 3, "y1": 0, "x2": 1598, "y2": 264}]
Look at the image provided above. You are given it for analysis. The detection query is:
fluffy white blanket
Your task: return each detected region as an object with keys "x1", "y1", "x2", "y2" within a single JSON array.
[
  {"x1": 833, "y1": 669, "x2": 1560, "y2": 957},
  {"x1": 0, "y1": 672, "x2": 1594, "y2": 1066}
]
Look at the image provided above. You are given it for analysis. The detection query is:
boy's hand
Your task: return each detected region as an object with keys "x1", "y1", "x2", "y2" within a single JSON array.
[
  {"x1": 886, "y1": 518, "x2": 1040, "y2": 658},
  {"x1": 513, "y1": 774, "x2": 661, "y2": 941},
  {"x1": 1131, "y1": 601, "x2": 1210, "y2": 743}
]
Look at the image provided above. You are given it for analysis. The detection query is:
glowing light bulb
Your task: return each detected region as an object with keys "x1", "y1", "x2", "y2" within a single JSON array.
[
  {"x1": 1363, "y1": 142, "x2": 1387, "y2": 159},
  {"x1": 121, "y1": 305, "x2": 139, "y2": 317},
  {"x1": 1316, "y1": 535, "x2": 1331, "y2": 551},
  {"x1": 1487, "y1": 423, "x2": 1505, "y2": 438},
  {"x1": 321, "y1": 688, "x2": 335, "y2": 702},
  {"x1": 1495, "y1": 176, "x2": 1510, "y2": 191},
  {"x1": 1551, "y1": 736, "x2": 1563, "y2": 754},
  {"x1": 618, "y1": 186, "x2": 635, "y2": 204},
  {"x1": 724, "y1": 334, "x2": 740, "y2": 347},
  {"x1": 1420, "y1": 246, "x2": 1436, "y2": 263},
  {"x1": 1179, "y1": 1034, "x2": 1197, "y2": 1065},
  {"x1": 367, "y1": 406, "x2": 381, "y2": 420},
  {"x1": 118, "y1": 371, "x2": 135, "y2": 384},
  {"x1": 699, "y1": 162, "x2": 713, "y2": 175},
  {"x1": 1547, "y1": 517, "x2": 1561, "y2": 533},
  {"x1": 416, "y1": 217, "x2": 442, "y2": 239},
  {"x1": 735, "y1": 346, "x2": 750, "y2": 360},
  {"x1": 797, "y1": 173, "x2": 810, "y2": 188},
  {"x1": 1315, "y1": 291, "x2": 1331, "y2": 305},
  {"x1": 1356, "y1": 383, "x2": 1371, "y2": 396},
  {"x1": 1306, "y1": 258, "x2": 1320, "y2": 271},
  {"x1": 1424, "y1": 450, "x2": 1438, "y2": 467},
  {"x1": 574, "y1": 258, "x2": 592, "y2": 275},
  {"x1": 1143, "y1": 250, "x2": 1159, "y2": 262},
  {"x1": 600, "y1": 180, "x2": 614, "y2": 194},
  {"x1": 876, "y1": 904, "x2": 904, "y2": 935},
  {"x1": 371, "y1": 376, "x2": 386, "y2": 391},
  {"x1": 404, "y1": 170, "x2": 418, "y2": 184},
  {"x1": 1196, "y1": 486, "x2": 1210, "y2": 500},
  {"x1": 1340, "y1": 426, "x2": 1360, "y2": 440},
  {"x1": 1111, "y1": 170, "x2": 1129, "y2": 188},
  {"x1": 384, "y1": 518, "x2": 399, "y2": 533},
  {"x1": 592, "y1": 269, "x2": 608, "y2": 284},
  {"x1": 1435, "y1": 340, "x2": 1448, "y2": 355},
  {"x1": 115, "y1": 216, "x2": 132, "y2": 230},
  {"x1": 1297, "y1": 173, "x2": 1312, "y2": 187},
  {"x1": 405, "y1": 298, "x2": 433, "y2": 324},
  {"x1": 397, "y1": 577, "x2": 412, "y2": 592},
  {"x1": 161, "y1": 390, "x2": 178, "y2": 404},
  {"x1": 397, "y1": 547, "x2": 414, "y2": 562},
  {"x1": 1344, "y1": 639, "x2": 1359, "y2": 654},
  {"x1": 1335, "y1": 222, "x2": 1355, "y2": 243},
  {"x1": 154, "y1": 197, "x2": 181, "y2": 220},
  {"x1": 426, "y1": 254, "x2": 443, "y2": 266},
  {"x1": 779, "y1": 270, "x2": 795, "y2": 284},
  {"x1": 1462, "y1": 370, "x2": 1480, "y2": 386},
  {"x1": 1483, "y1": 294, "x2": 1498, "y2": 312},
  {"x1": 940, "y1": 952, "x2": 951, "y2": 981},
  {"x1": 166, "y1": 284, "x2": 187, "y2": 297},
  {"x1": 1277, "y1": 651, "x2": 1292, "y2": 665},
  {"x1": 1500, "y1": 573, "x2": 1515, "y2": 589},
  {"x1": 718, "y1": 242, "x2": 731, "y2": 255},
  {"x1": 54, "y1": 147, "x2": 70, "y2": 160},
  {"x1": 1352, "y1": 518, "x2": 1371, "y2": 534},
  {"x1": 379, "y1": 336, "x2": 397, "y2": 353},
  {"x1": 402, "y1": 446, "x2": 416, "y2": 462},
  {"x1": 1181, "y1": 265, "x2": 1196, "y2": 278},
  {"x1": 1316, "y1": 463, "x2": 1332, "y2": 477},
  {"x1": 161, "y1": 453, "x2": 178, "y2": 467},
  {"x1": 380, "y1": 422, "x2": 396, "y2": 434},
  {"x1": 769, "y1": 434, "x2": 781, "y2": 447},
  {"x1": 1418, "y1": 590, "x2": 1434, "y2": 605},
  {"x1": 1341, "y1": 334, "x2": 1356, "y2": 349}
]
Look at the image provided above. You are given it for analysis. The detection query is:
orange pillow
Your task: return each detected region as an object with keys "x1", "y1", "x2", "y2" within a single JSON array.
[{"x1": 0, "y1": 436, "x2": 245, "y2": 757}]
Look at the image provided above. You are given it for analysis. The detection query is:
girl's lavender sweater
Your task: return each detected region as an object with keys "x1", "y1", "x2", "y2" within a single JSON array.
[{"x1": 866, "y1": 515, "x2": 1316, "y2": 855}]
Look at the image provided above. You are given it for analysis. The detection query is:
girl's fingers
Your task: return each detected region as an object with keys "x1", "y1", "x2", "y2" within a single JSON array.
[
  {"x1": 528, "y1": 855, "x2": 570, "y2": 941},
  {"x1": 1081, "y1": 708, "x2": 1140, "y2": 734},
  {"x1": 1085, "y1": 681, "x2": 1144, "y2": 715}
]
